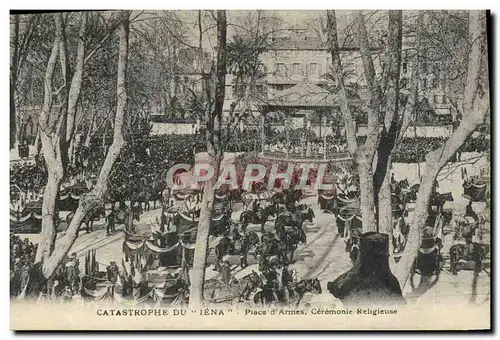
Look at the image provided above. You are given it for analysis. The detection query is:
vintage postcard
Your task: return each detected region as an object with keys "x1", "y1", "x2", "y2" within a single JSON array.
[{"x1": 9, "y1": 9, "x2": 491, "y2": 330}]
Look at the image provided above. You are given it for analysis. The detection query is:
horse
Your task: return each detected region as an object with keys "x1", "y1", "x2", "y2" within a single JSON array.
[
  {"x1": 275, "y1": 223, "x2": 306, "y2": 263},
  {"x1": 275, "y1": 189, "x2": 304, "y2": 207},
  {"x1": 294, "y1": 204, "x2": 315, "y2": 224},
  {"x1": 253, "y1": 278, "x2": 322, "y2": 307},
  {"x1": 393, "y1": 178, "x2": 409, "y2": 191},
  {"x1": 449, "y1": 242, "x2": 490, "y2": 275},
  {"x1": 430, "y1": 192, "x2": 454, "y2": 213},
  {"x1": 404, "y1": 184, "x2": 420, "y2": 203},
  {"x1": 66, "y1": 203, "x2": 105, "y2": 234},
  {"x1": 204, "y1": 271, "x2": 261, "y2": 304},
  {"x1": 392, "y1": 216, "x2": 409, "y2": 253},
  {"x1": 254, "y1": 233, "x2": 287, "y2": 265},
  {"x1": 231, "y1": 228, "x2": 260, "y2": 268},
  {"x1": 274, "y1": 210, "x2": 303, "y2": 230},
  {"x1": 240, "y1": 203, "x2": 277, "y2": 234}
]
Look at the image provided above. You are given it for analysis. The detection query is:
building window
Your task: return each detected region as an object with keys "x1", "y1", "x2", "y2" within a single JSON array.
[
  {"x1": 292, "y1": 63, "x2": 301, "y2": 75},
  {"x1": 276, "y1": 63, "x2": 285, "y2": 75},
  {"x1": 433, "y1": 95, "x2": 440, "y2": 103},
  {"x1": 309, "y1": 63, "x2": 318, "y2": 75},
  {"x1": 254, "y1": 85, "x2": 265, "y2": 98},
  {"x1": 232, "y1": 85, "x2": 245, "y2": 99},
  {"x1": 402, "y1": 62, "x2": 407, "y2": 73},
  {"x1": 443, "y1": 95, "x2": 448, "y2": 104},
  {"x1": 276, "y1": 84, "x2": 284, "y2": 92}
]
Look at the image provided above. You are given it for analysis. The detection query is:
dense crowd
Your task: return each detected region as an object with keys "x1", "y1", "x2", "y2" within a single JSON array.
[
  {"x1": 9, "y1": 129, "x2": 489, "y2": 204},
  {"x1": 10, "y1": 235, "x2": 37, "y2": 297}
]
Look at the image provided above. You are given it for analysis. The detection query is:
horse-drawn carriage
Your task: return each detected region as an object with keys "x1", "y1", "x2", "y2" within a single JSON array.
[{"x1": 462, "y1": 166, "x2": 490, "y2": 202}]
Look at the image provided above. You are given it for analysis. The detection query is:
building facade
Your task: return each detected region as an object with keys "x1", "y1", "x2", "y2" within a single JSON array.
[{"x1": 154, "y1": 26, "x2": 457, "y2": 137}]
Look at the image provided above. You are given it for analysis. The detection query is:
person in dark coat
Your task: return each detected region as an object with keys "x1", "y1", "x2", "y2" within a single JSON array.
[
  {"x1": 220, "y1": 260, "x2": 232, "y2": 285},
  {"x1": 106, "y1": 261, "x2": 119, "y2": 284},
  {"x1": 465, "y1": 200, "x2": 479, "y2": 223},
  {"x1": 106, "y1": 210, "x2": 115, "y2": 235},
  {"x1": 65, "y1": 252, "x2": 80, "y2": 293}
]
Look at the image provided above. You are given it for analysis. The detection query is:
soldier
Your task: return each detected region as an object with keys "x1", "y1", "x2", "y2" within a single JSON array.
[
  {"x1": 252, "y1": 199, "x2": 261, "y2": 219},
  {"x1": 263, "y1": 265, "x2": 280, "y2": 304},
  {"x1": 106, "y1": 261, "x2": 120, "y2": 284},
  {"x1": 106, "y1": 210, "x2": 115, "y2": 236},
  {"x1": 19, "y1": 262, "x2": 30, "y2": 295},
  {"x1": 465, "y1": 200, "x2": 479, "y2": 223},
  {"x1": 61, "y1": 285, "x2": 73, "y2": 303},
  {"x1": 280, "y1": 264, "x2": 294, "y2": 304},
  {"x1": 65, "y1": 252, "x2": 80, "y2": 294},
  {"x1": 51, "y1": 280, "x2": 60, "y2": 300},
  {"x1": 220, "y1": 259, "x2": 232, "y2": 285}
]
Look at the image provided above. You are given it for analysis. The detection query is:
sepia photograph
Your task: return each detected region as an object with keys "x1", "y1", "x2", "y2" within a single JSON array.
[{"x1": 8, "y1": 9, "x2": 491, "y2": 330}]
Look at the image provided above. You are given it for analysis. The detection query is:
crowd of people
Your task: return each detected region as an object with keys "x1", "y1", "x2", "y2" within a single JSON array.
[
  {"x1": 10, "y1": 235, "x2": 124, "y2": 304},
  {"x1": 10, "y1": 235, "x2": 37, "y2": 297}
]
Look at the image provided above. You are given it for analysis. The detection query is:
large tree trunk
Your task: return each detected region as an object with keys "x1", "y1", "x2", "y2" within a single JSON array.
[
  {"x1": 35, "y1": 12, "x2": 64, "y2": 264},
  {"x1": 394, "y1": 10, "x2": 487, "y2": 287},
  {"x1": 378, "y1": 167, "x2": 393, "y2": 236},
  {"x1": 65, "y1": 13, "x2": 87, "y2": 144},
  {"x1": 34, "y1": 11, "x2": 130, "y2": 279},
  {"x1": 357, "y1": 157, "x2": 377, "y2": 232},
  {"x1": 189, "y1": 10, "x2": 227, "y2": 309},
  {"x1": 353, "y1": 12, "x2": 384, "y2": 232},
  {"x1": 35, "y1": 174, "x2": 61, "y2": 262},
  {"x1": 189, "y1": 161, "x2": 219, "y2": 308},
  {"x1": 374, "y1": 12, "x2": 402, "y2": 236},
  {"x1": 326, "y1": 11, "x2": 357, "y2": 156}
]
